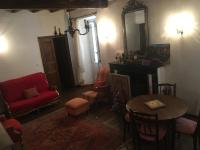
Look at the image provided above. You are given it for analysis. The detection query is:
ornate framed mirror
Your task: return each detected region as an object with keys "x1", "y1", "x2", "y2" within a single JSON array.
[{"x1": 122, "y1": 0, "x2": 149, "y2": 53}]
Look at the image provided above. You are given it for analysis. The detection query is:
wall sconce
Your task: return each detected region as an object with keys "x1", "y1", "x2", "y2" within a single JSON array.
[
  {"x1": 98, "y1": 18, "x2": 117, "y2": 44},
  {"x1": 177, "y1": 29, "x2": 183, "y2": 36},
  {"x1": 65, "y1": 11, "x2": 89, "y2": 37},
  {"x1": 165, "y1": 12, "x2": 196, "y2": 38},
  {"x1": 0, "y1": 36, "x2": 8, "y2": 54}
]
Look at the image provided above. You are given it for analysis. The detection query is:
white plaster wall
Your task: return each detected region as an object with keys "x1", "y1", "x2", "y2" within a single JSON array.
[
  {"x1": 143, "y1": 0, "x2": 200, "y2": 115},
  {"x1": 69, "y1": 0, "x2": 200, "y2": 114},
  {"x1": 0, "y1": 10, "x2": 66, "y2": 81},
  {"x1": 95, "y1": 0, "x2": 200, "y2": 114},
  {"x1": 96, "y1": 0, "x2": 127, "y2": 65}
]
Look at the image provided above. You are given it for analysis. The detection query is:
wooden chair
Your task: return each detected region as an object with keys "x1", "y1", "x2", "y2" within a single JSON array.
[
  {"x1": 176, "y1": 113, "x2": 200, "y2": 150},
  {"x1": 130, "y1": 111, "x2": 168, "y2": 150},
  {"x1": 158, "y1": 83, "x2": 176, "y2": 96},
  {"x1": 110, "y1": 73, "x2": 131, "y2": 141},
  {"x1": 0, "y1": 115, "x2": 23, "y2": 149}
]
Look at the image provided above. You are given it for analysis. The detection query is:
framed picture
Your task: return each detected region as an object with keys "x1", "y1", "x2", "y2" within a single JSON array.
[{"x1": 147, "y1": 44, "x2": 170, "y2": 66}]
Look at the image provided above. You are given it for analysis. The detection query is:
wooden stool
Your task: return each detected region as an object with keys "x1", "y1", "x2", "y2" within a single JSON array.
[{"x1": 65, "y1": 98, "x2": 89, "y2": 116}]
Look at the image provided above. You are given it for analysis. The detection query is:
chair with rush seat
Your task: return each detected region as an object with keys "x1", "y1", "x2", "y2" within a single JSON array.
[
  {"x1": 110, "y1": 73, "x2": 131, "y2": 141},
  {"x1": 176, "y1": 112, "x2": 200, "y2": 150},
  {"x1": 130, "y1": 111, "x2": 168, "y2": 150}
]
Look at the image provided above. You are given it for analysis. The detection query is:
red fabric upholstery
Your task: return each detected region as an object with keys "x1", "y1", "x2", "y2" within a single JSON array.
[
  {"x1": 3, "y1": 119, "x2": 23, "y2": 133},
  {"x1": 0, "y1": 72, "x2": 49, "y2": 103},
  {"x1": 176, "y1": 117, "x2": 197, "y2": 135},
  {"x1": 93, "y1": 66, "x2": 109, "y2": 89},
  {"x1": 139, "y1": 126, "x2": 167, "y2": 141},
  {"x1": 82, "y1": 90, "x2": 98, "y2": 104},
  {"x1": 1, "y1": 117, "x2": 23, "y2": 143},
  {"x1": 65, "y1": 98, "x2": 89, "y2": 116},
  {"x1": 23, "y1": 87, "x2": 39, "y2": 99},
  {"x1": 9, "y1": 90, "x2": 58, "y2": 113},
  {"x1": 0, "y1": 72, "x2": 59, "y2": 115}
]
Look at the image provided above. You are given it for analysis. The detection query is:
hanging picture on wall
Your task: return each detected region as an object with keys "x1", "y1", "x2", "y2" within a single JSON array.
[{"x1": 146, "y1": 44, "x2": 170, "y2": 66}]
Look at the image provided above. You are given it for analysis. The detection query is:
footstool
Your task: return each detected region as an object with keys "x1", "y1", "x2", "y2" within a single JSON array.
[
  {"x1": 82, "y1": 90, "x2": 98, "y2": 104},
  {"x1": 65, "y1": 98, "x2": 89, "y2": 116}
]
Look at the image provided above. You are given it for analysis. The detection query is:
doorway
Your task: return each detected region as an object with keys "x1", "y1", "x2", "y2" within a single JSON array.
[{"x1": 76, "y1": 15, "x2": 100, "y2": 85}]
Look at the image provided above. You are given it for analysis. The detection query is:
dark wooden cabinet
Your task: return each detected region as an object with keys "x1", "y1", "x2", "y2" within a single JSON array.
[
  {"x1": 38, "y1": 35, "x2": 75, "y2": 90},
  {"x1": 109, "y1": 63, "x2": 158, "y2": 97}
]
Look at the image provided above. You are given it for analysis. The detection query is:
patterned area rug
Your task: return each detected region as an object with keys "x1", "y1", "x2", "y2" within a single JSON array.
[{"x1": 23, "y1": 108, "x2": 122, "y2": 150}]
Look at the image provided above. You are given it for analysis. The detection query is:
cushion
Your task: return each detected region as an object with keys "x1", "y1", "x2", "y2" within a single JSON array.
[
  {"x1": 3, "y1": 119, "x2": 22, "y2": 133},
  {"x1": 65, "y1": 98, "x2": 88, "y2": 109},
  {"x1": 23, "y1": 87, "x2": 39, "y2": 99},
  {"x1": 0, "y1": 72, "x2": 49, "y2": 103},
  {"x1": 82, "y1": 91, "x2": 98, "y2": 104},
  {"x1": 94, "y1": 80, "x2": 106, "y2": 88},
  {"x1": 65, "y1": 98, "x2": 89, "y2": 116},
  {"x1": 9, "y1": 90, "x2": 58, "y2": 113},
  {"x1": 82, "y1": 91, "x2": 98, "y2": 98},
  {"x1": 176, "y1": 117, "x2": 197, "y2": 135}
]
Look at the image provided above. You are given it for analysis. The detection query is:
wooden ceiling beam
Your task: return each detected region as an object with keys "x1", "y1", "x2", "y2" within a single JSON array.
[
  {"x1": 30, "y1": 10, "x2": 40, "y2": 13},
  {"x1": 7, "y1": 9, "x2": 20, "y2": 13},
  {"x1": 48, "y1": 9, "x2": 60, "y2": 13},
  {"x1": 0, "y1": 0, "x2": 108, "y2": 9}
]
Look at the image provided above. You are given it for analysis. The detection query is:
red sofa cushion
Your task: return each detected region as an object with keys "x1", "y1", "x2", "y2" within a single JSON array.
[
  {"x1": 23, "y1": 87, "x2": 39, "y2": 99},
  {"x1": 0, "y1": 72, "x2": 49, "y2": 103},
  {"x1": 9, "y1": 90, "x2": 58, "y2": 113}
]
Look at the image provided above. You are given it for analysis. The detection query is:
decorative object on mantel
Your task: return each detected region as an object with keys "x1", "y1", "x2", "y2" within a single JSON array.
[
  {"x1": 114, "y1": 44, "x2": 170, "y2": 67},
  {"x1": 54, "y1": 26, "x2": 58, "y2": 36},
  {"x1": 58, "y1": 28, "x2": 62, "y2": 36}
]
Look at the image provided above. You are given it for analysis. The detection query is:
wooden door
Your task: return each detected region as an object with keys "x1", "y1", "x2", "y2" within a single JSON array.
[
  {"x1": 53, "y1": 36, "x2": 75, "y2": 88},
  {"x1": 38, "y1": 37, "x2": 61, "y2": 89}
]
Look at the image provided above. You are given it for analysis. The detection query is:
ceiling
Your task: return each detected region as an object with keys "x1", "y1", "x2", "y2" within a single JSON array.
[{"x1": 2, "y1": 0, "x2": 108, "y2": 13}]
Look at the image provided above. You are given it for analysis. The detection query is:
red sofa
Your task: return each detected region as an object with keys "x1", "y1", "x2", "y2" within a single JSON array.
[{"x1": 0, "y1": 72, "x2": 59, "y2": 116}]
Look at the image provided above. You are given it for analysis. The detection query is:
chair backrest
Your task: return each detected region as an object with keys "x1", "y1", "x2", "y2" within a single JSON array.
[
  {"x1": 195, "y1": 112, "x2": 200, "y2": 135},
  {"x1": 96, "y1": 66, "x2": 110, "y2": 81},
  {"x1": 94, "y1": 66, "x2": 110, "y2": 87},
  {"x1": 158, "y1": 83, "x2": 176, "y2": 96},
  {"x1": 130, "y1": 111, "x2": 161, "y2": 150},
  {"x1": 112, "y1": 88, "x2": 127, "y2": 115},
  {"x1": 110, "y1": 73, "x2": 131, "y2": 103},
  {"x1": 131, "y1": 111, "x2": 159, "y2": 138}
]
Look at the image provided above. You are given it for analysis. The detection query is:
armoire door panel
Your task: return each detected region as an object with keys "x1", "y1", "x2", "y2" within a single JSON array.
[
  {"x1": 38, "y1": 35, "x2": 75, "y2": 90},
  {"x1": 38, "y1": 37, "x2": 61, "y2": 89}
]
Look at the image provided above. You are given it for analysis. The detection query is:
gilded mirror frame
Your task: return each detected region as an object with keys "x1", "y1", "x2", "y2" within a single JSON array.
[{"x1": 122, "y1": 0, "x2": 149, "y2": 53}]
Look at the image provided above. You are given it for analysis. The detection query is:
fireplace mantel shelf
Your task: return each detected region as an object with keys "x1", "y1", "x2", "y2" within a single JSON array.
[{"x1": 109, "y1": 63, "x2": 158, "y2": 97}]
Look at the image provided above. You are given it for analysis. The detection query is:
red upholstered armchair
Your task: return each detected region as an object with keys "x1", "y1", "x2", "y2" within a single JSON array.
[
  {"x1": 0, "y1": 72, "x2": 59, "y2": 117},
  {"x1": 0, "y1": 115, "x2": 23, "y2": 146},
  {"x1": 82, "y1": 66, "x2": 110, "y2": 104}
]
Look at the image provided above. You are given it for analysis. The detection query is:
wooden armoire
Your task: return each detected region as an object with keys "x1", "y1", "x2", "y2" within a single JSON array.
[{"x1": 38, "y1": 35, "x2": 75, "y2": 90}]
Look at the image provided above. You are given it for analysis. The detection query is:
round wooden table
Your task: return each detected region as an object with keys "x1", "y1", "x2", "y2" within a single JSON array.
[{"x1": 126, "y1": 95, "x2": 188, "y2": 121}]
